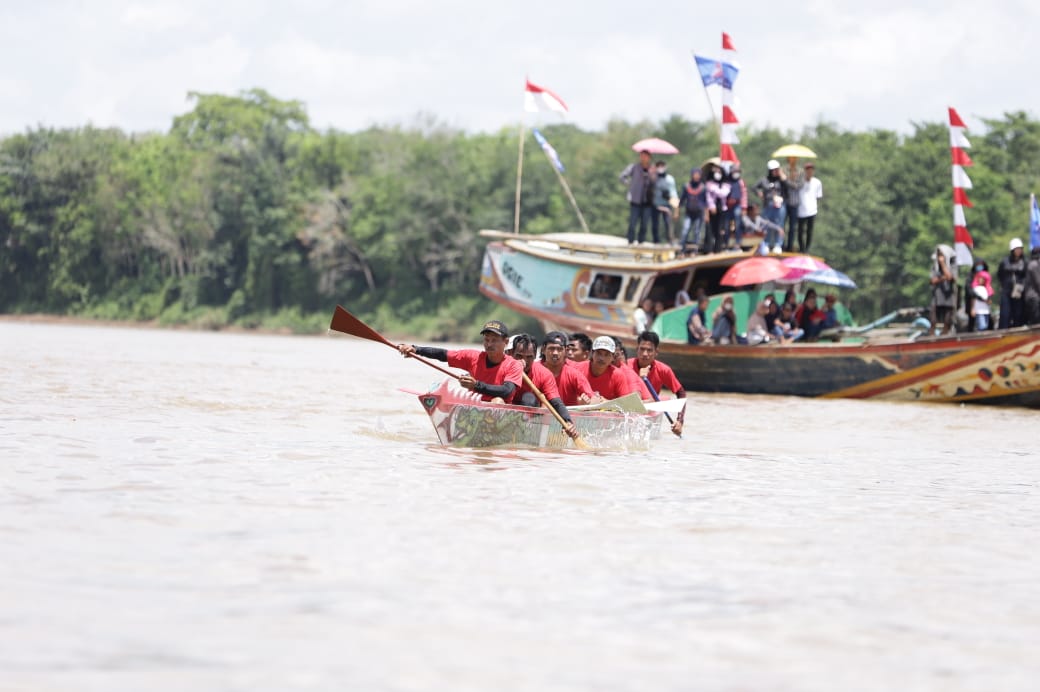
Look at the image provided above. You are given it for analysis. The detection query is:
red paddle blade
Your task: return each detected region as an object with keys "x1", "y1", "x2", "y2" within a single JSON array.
[{"x1": 329, "y1": 305, "x2": 393, "y2": 347}]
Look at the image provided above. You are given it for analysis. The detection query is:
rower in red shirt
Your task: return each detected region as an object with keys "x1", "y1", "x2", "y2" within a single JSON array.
[
  {"x1": 572, "y1": 336, "x2": 645, "y2": 401},
  {"x1": 540, "y1": 331, "x2": 594, "y2": 406},
  {"x1": 397, "y1": 319, "x2": 523, "y2": 403},
  {"x1": 510, "y1": 333, "x2": 578, "y2": 439},
  {"x1": 628, "y1": 330, "x2": 687, "y2": 437},
  {"x1": 610, "y1": 337, "x2": 653, "y2": 401}
]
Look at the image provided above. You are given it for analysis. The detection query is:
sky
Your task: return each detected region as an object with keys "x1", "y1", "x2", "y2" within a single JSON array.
[{"x1": 1, "y1": 0, "x2": 1037, "y2": 138}]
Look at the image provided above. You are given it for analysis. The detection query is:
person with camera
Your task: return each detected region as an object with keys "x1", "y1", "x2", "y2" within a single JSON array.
[{"x1": 930, "y1": 246, "x2": 957, "y2": 335}]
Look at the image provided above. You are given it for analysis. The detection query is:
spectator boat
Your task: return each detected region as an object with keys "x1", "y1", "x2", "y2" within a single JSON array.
[
  {"x1": 417, "y1": 378, "x2": 665, "y2": 450},
  {"x1": 478, "y1": 230, "x2": 1040, "y2": 408}
]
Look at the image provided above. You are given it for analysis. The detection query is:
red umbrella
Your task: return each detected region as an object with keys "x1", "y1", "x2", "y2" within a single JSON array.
[
  {"x1": 720, "y1": 257, "x2": 788, "y2": 287},
  {"x1": 631, "y1": 137, "x2": 679, "y2": 155},
  {"x1": 779, "y1": 256, "x2": 832, "y2": 281}
]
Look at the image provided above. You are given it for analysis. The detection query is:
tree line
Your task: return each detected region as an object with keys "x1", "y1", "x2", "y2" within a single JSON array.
[{"x1": 2, "y1": 88, "x2": 1038, "y2": 338}]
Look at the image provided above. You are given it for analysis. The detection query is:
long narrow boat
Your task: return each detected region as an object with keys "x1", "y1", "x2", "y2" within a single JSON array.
[
  {"x1": 478, "y1": 230, "x2": 1040, "y2": 408},
  {"x1": 417, "y1": 379, "x2": 665, "y2": 450}
]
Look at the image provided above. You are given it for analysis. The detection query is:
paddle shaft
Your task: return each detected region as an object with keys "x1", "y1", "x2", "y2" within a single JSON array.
[
  {"x1": 641, "y1": 376, "x2": 674, "y2": 425},
  {"x1": 521, "y1": 371, "x2": 588, "y2": 450},
  {"x1": 330, "y1": 305, "x2": 460, "y2": 380}
]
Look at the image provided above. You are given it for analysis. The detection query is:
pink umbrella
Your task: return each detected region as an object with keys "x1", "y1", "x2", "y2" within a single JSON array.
[
  {"x1": 720, "y1": 257, "x2": 788, "y2": 287},
  {"x1": 631, "y1": 137, "x2": 680, "y2": 155},
  {"x1": 780, "y1": 256, "x2": 832, "y2": 281}
]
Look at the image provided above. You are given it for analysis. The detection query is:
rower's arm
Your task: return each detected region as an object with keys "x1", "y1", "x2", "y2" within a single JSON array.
[
  {"x1": 412, "y1": 346, "x2": 448, "y2": 361},
  {"x1": 474, "y1": 381, "x2": 517, "y2": 400},
  {"x1": 548, "y1": 396, "x2": 573, "y2": 424}
]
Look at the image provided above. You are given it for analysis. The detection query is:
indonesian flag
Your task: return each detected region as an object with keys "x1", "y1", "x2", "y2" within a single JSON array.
[
  {"x1": 524, "y1": 79, "x2": 568, "y2": 115},
  {"x1": 949, "y1": 107, "x2": 974, "y2": 266}
]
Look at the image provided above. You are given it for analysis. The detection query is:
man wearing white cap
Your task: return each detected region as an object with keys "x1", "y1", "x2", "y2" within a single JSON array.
[
  {"x1": 997, "y1": 238, "x2": 1027, "y2": 329},
  {"x1": 753, "y1": 160, "x2": 788, "y2": 253},
  {"x1": 570, "y1": 336, "x2": 644, "y2": 401}
]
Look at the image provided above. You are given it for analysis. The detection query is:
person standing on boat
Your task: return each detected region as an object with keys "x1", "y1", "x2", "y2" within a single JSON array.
[
  {"x1": 704, "y1": 164, "x2": 731, "y2": 254},
  {"x1": 651, "y1": 160, "x2": 679, "y2": 244},
  {"x1": 783, "y1": 160, "x2": 802, "y2": 252},
  {"x1": 795, "y1": 162, "x2": 823, "y2": 253},
  {"x1": 509, "y1": 334, "x2": 579, "y2": 440},
  {"x1": 540, "y1": 331, "x2": 595, "y2": 406},
  {"x1": 1023, "y1": 246, "x2": 1040, "y2": 325},
  {"x1": 397, "y1": 320, "x2": 523, "y2": 403},
  {"x1": 753, "y1": 160, "x2": 788, "y2": 253},
  {"x1": 620, "y1": 149, "x2": 656, "y2": 244},
  {"x1": 573, "y1": 336, "x2": 645, "y2": 400},
  {"x1": 723, "y1": 164, "x2": 748, "y2": 250},
  {"x1": 678, "y1": 168, "x2": 707, "y2": 256},
  {"x1": 929, "y1": 247, "x2": 957, "y2": 335},
  {"x1": 997, "y1": 238, "x2": 1027, "y2": 329},
  {"x1": 629, "y1": 331, "x2": 686, "y2": 436}
]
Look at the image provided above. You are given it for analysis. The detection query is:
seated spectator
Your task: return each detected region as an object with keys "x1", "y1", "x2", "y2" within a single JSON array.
[
  {"x1": 794, "y1": 289, "x2": 826, "y2": 341},
  {"x1": 764, "y1": 297, "x2": 781, "y2": 334},
  {"x1": 711, "y1": 297, "x2": 737, "y2": 344},
  {"x1": 821, "y1": 293, "x2": 841, "y2": 329},
  {"x1": 773, "y1": 303, "x2": 805, "y2": 344},
  {"x1": 686, "y1": 295, "x2": 712, "y2": 344},
  {"x1": 745, "y1": 301, "x2": 772, "y2": 345},
  {"x1": 675, "y1": 288, "x2": 692, "y2": 306},
  {"x1": 781, "y1": 287, "x2": 798, "y2": 314},
  {"x1": 742, "y1": 203, "x2": 786, "y2": 255},
  {"x1": 633, "y1": 298, "x2": 655, "y2": 335}
]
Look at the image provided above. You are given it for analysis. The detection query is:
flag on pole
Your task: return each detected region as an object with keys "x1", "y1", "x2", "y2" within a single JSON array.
[
  {"x1": 1031, "y1": 193, "x2": 1040, "y2": 250},
  {"x1": 532, "y1": 127, "x2": 564, "y2": 173},
  {"x1": 719, "y1": 32, "x2": 740, "y2": 166},
  {"x1": 524, "y1": 79, "x2": 568, "y2": 115},
  {"x1": 692, "y1": 54, "x2": 739, "y2": 89},
  {"x1": 948, "y1": 107, "x2": 974, "y2": 266}
]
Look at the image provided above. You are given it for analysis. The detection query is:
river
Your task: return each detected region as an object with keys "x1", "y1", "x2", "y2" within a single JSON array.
[{"x1": 1, "y1": 320, "x2": 1037, "y2": 691}]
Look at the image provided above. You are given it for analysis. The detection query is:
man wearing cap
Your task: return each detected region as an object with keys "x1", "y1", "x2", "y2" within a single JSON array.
[
  {"x1": 397, "y1": 320, "x2": 523, "y2": 403},
  {"x1": 509, "y1": 334, "x2": 579, "y2": 439},
  {"x1": 628, "y1": 331, "x2": 686, "y2": 437},
  {"x1": 753, "y1": 160, "x2": 788, "y2": 253},
  {"x1": 571, "y1": 336, "x2": 646, "y2": 401},
  {"x1": 540, "y1": 331, "x2": 595, "y2": 406},
  {"x1": 997, "y1": 238, "x2": 1027, "y2": 329}
]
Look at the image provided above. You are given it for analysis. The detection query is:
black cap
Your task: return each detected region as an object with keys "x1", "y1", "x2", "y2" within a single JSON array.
[{"x1": 480, "y1": 320, "x2": 509, "y2": 337}]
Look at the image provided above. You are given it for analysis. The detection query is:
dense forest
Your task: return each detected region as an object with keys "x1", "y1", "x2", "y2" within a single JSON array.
[{"x1": 2, "y1": 88, "x2": 1039, "y2": 339}]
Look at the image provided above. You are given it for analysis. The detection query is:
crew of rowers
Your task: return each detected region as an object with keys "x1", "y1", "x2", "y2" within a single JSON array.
[{"x1": 397, "y1": 320, "x2": 685, "y2": 438}]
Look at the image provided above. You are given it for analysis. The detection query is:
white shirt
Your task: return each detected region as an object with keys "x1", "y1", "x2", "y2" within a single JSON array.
[{"x1": 798, "y1": 176, "x2": 823, "y2": 218}]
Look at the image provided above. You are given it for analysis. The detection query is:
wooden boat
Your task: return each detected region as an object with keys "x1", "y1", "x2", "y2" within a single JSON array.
[
  {"x1": 417, "y1": 379, "x2": 665, "y2": 450},
  {"x1": 478, "y1": 230, "x2": 1040, "y2": 408}
]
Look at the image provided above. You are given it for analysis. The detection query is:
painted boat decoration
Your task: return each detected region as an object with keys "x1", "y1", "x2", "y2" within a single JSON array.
[
  {"x1": 417, "y1": 379, "x2": 665, "y2": 450},
  {"x1": 478, "y1": 230, "x2": 1040, "y2": 408}
]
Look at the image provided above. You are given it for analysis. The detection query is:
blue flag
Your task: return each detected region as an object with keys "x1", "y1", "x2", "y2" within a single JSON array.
[
  {"x1": 1031, "y1": 194, "x2": 1040, "y2": 250},
  {"x1": 692, "y1": 54, "x2": 739, "y2": 89},
  {"x1": 532, "y1": 127, "x2": 565, "y2": 173}
]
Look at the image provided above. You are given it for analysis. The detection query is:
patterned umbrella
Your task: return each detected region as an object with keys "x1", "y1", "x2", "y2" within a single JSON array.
[
  {"x1": 801, "y1": 268, "x2": 857, "y2": 288},
  {"x1": 779, "y1": 256, "x2": 832, "y2": 281}
]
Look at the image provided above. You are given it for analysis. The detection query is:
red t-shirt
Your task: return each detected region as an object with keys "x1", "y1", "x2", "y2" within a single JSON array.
[
  {"x1": 447, "y1": 349, "x2": 524, "y2": 402},
  {"x1": 516, "y1": 360, "x2": 561, "y2": 402},
  {"x1": 627, "y1": 357, "x2": 686, "y2": 399},
  {"x1": 574, "y1": 361, "x2": 639, "y2": 401},
  {"x1": 552, "y1": 361, "x2": 595, "y2": 406}
]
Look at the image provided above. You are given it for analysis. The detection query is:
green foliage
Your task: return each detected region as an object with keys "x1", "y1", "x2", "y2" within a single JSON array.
[{"x1": 4, "y1": 93, "x2": 1040, "y2": 338}]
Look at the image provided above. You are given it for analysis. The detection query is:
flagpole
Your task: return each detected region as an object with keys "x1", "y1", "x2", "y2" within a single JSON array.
[
  {"x1": 547, "y1": 162, "x2": 591, "y2": 233},
  {"x1": 513, "y1": 118, "x2": 526, "y2": 234}
]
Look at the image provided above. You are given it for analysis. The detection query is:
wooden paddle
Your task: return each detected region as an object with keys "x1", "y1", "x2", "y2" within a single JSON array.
[
  {"x1": 521, "y1": 371, "x2": 588, "y2": 450},
  {"x1": 330, "y1": 305, "x2": 589, "y2": 449},
  {"x1": 329, "y1": 305, "x2": 459, "y2": 380},
  {"x1": 642, "y1": 375, "x2": 681, "y2": 438}
]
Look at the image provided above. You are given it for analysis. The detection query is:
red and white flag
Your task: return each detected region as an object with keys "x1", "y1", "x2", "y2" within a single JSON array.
[
  {"x1": 949, "y1": 107, "x2": 974, "y2": 266},
  {"x1": 719, "y1": 32, "x2": 740, "y2": 165},
  {"x1": 524, "y1": 79, "x2": 568, "y2": 115}
]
